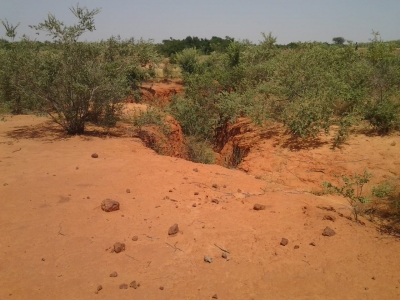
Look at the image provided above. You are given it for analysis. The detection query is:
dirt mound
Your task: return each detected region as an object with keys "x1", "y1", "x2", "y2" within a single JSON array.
[
  {"x1": 128, "y1": 80, "x2": 184, "y2": 105},
  {"x1": 138, "y1": 115, "x2": 187, "y2": 158}
]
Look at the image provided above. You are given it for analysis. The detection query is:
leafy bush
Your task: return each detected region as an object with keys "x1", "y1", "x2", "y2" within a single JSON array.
[
  {"x1": 322, "y1": 169, "x2": 372, "y2": 221},
  {"x1": 186, "y1": 137, "x2": 215, "y2": 164},
  {"x1": 175, "y1": 48, "x2": 200, "y2": 74},
  {"x1": 365, "y1": 98, "x2": 400, "y2": 133}
]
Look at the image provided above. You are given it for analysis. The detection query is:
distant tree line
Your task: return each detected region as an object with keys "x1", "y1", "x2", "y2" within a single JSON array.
[{"x1": 156, "y1": 36, "x2": 235, "y2": 56}]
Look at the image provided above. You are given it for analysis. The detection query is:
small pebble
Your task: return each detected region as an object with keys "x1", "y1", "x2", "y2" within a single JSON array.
[
  {"x1": 204, "y1": 256, "x2": 213, "y2": 263},
  {"x1": 192, "y1": 203, "x2": 197, "y2": 207},
  {"x1": 130, "y1": 281, "x2": 139, "y2": 289},
  {"x1": 91, "y1": 153, "x2": 98, "y2": 158},
  {"x1": 95, "y1": 285, "x2": 102, "y2": 294},
  {"x1": 309, "y1": 242, "x2": 316, "y2": 246},
  {"x1": 110, "y1": 271, "x2": 118, "y2": 277},
  {"x1": 159, "y1": 286, "x2": 164, "y2": 290},
  {"x1": 126, "y1": 189, "x2": 130, "y2": 193},
  {"x1": 132, "y1": 236, "x2": 138, "y2": 241},
  {"x1": 280, "y1": 238, "x2": 289, "y2": 246},
  {"x1": 294, "y1": 245, "x2": 300, "y2": 249},
  {"x1": 119, "y1": 283, "x2": 128, "y2": 289},
  {"x1": 212, "y1": 294, "x2": 218, "y2": 299}
]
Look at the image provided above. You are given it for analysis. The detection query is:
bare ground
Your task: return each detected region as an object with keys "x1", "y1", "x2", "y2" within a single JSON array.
[{"x1": 1, "y1": 115, "x2": 400, "y2": 300}]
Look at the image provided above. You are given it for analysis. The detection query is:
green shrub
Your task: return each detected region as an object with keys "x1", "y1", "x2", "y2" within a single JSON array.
[
  {"x1": 175, "y1": 48, "x2": 200, "y2": 74},
  {"x1": 186, "y1": 137, "x2": 215, "y2": 164}
]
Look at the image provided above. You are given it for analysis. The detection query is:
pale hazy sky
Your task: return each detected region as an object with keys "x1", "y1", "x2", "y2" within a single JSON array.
[{"x1": 1, "y1": 0, "x2": 399, "y2": 44}]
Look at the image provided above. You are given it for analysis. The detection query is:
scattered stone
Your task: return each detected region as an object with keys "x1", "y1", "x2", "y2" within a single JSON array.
[
  {"x1": 192, "y1": 203, "x2": 197, "y2": 207},
  {"x1": 169, "y1": 189, "x2": 173, "y2": 192},
  {"x1": 193, "y1": 168, "x2": 198, "y2": 172},
  {"x1": 159, "y1": 286, "x2": 164, "y2": 290},
  {"x1": 194, "y1": 192, "x2": 199, "y2": 195},
  {"x1": 346, "y1": 216, "x2": 353, "y2": 221},
  {"x1": 294, "y1": 245, "x2": 300, "y2": 249},
  {"x1": 204, "y1": 256, "x2": 213, "y2": 263},
  {"x1": 87, "y1": 196, "x2": 90, "y2": 199},
  {"x1": 126, "y1": 189, "x2": 130, "y2": 193},
  {"x1": 323, "y1": 215, "x2": 336, "y2": 222},
  {"x1": 222, "y1": 252, "x2": 228, "y2": 259},
  {"x1": 101, "y1": 199, "x2": 120, "y2": 212},
  {"x1": 91, "y1": 153, "x2": 98, "y2": 158},
  {"x1": 280, "y1": 238, "x2": 289, "y2": 246},
  {"x1": 211, "y1": 199, "x2": 219, "y2": 204},
  {"x1": 322, "y1": 226, "x2": 336, "y2": 237},
  {"x1": 119, "y1": 283, "x2": 128, "y2": 289},
  {"x1": 212, "y1": 294, "x2": 218, "y2": 299},
  {"x1": 41, "y1": 258, "x2": 45, "y2": 261},
  {"x1": 212, "y1": 184, "x2": 218, "y2": 189},
  {"x1": 110, "y1": 271, "x2": 118, "y2": 277},
  {"x1": 113, "y1": 242, "x2": 125, "y2": 253},
  {"x1": 365, "y1": 287, "x2": 369, "y2": 290},
  {"x1": 130, "y1": 281, "x2": 139, "y2": 289},
  {"x1": 371, "y1": 276, "x2": 375, "y2": 280},
  {"x1": 76, "y1": 167, "x2": 79, "y2": 170},
  {"x1": 237, "y1": 189, "x2": 242, "y2": 193},
  {"x1": 95, "y1": 285, "x2": 102, "y2": 294},
  {"x1": 168, "y1": 224, "x2": 179, "y2": 235},
  {"x1": 317, "y1": 205, "x2": 336, "y2": 212},
  {"x1": 309, "y1": 242, "x2": 316, "y2": 246},
  {"x1": 253, "y1": 203, "x2": 266, "y2": 210},
  {"x1": 132, "y1": 236, "x2": 138, "y2": 241}
]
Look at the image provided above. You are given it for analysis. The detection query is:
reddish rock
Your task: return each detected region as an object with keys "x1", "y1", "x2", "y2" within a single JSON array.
[
  {"x1": 323, "y1": 215, "x2": 336, "y2": 222},
  {"x1": 280, "y1": 238, "x2": 289, "y2": 246},
  {"x1": 91, "y1": 153, "x2": 98, "y2": 158},
  {"x1": 101, "y1": 199, "x2": 120, "y2": 212},
  {"x1": 130, "y1": 281, "x2": 139, "y2": 289},
  {"x1": 113, "y1": 242, "x2": 125, "y2": 253},
  {"x1": 110, "y1": 271, "x2": 118, "y2": 277},
  {"x1": 168, "y1": 224, "x2": 179, "y2": 235},
  {"x1": 322, "y1": 226, "x2": 336, "y2": 236},
  {"x1": 253, "y1": 203, "x2": 266, "y2": 210}
]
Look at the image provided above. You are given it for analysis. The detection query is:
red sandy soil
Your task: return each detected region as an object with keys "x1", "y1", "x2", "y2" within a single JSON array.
[{"x1": 1, "y1": 114, "x2": 400, "y2": 300}]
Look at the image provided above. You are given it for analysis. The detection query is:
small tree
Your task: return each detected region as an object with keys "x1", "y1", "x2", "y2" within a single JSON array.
[
  {"x1": 332, "y1": 37, "x2": 345, "y2": 45},
  {"x1": 14, "y1": 4, "x2": 135, "y2": 134}
]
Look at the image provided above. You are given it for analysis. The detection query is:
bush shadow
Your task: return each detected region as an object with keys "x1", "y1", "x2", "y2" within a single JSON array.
[{"x1": 6, "y1": 120, "x2": 130, "y2": 141}]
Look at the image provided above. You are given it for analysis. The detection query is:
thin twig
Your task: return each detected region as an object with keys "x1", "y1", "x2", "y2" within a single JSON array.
[
  {"x1": 58, "y1": 222, "x2": 65, "y2": 236},
  {"x1": 165, "y1": 242, "x2": 183, "y2": 252},
  {"x1": 336, "y1": 159, "x2": 369, "y2": 163},
  {"x1": 125, "y1": 254, "x2": 139, "y2": 261},
  {"x1": 146, "y1": 235, "x2": 159, "y2": 241},
  {"x1": 306, "y1": 169, "x2": 325, "y2": 173},
  {"x1": 12, "y1": 148, "x2": 21, "y2": 153},
  {"x1": 214, "y1": 243, "x2": 230, "y2": 254}
]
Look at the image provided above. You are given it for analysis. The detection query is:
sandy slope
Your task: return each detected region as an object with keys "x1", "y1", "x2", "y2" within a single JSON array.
[{"x1": 1, "y1": 115, "x2": 399, "y2": 300}]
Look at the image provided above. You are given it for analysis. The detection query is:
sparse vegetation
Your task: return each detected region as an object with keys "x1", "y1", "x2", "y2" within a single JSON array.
[{"x1": 322, "y1": 171, "x2": 400, "y2": 234}]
